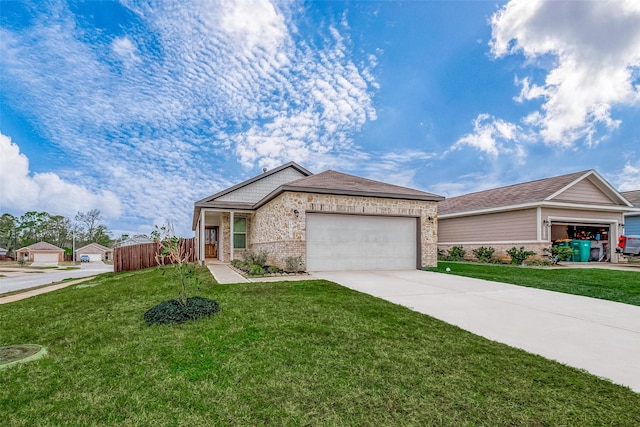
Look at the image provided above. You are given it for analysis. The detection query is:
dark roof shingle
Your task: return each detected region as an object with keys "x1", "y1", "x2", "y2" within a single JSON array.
[
  {"x1": 282, "y1": 170, "x2": 444, "y2": 201},
  {"x1": 622, "y1": 190, "x2": 640, "y2": 207},
  {"x1": 438, "y1": 170, "x2": 589, "y2": 215},
  {"x1": 19, "y1": 241, "x2": 64, "y2": 252}
]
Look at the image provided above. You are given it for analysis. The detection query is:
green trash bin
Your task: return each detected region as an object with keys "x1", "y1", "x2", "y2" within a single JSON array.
[
  {"x1": 579, "y1": 240, "x2": 592, "y2": 262},
  {"x1": 571, "y1": 240, "x2": 581, "y2": 262}
]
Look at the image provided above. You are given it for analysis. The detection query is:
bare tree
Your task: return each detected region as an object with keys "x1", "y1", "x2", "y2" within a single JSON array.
[{"x1": 75, "y1": 209, "x2": 103, "y2": 243}]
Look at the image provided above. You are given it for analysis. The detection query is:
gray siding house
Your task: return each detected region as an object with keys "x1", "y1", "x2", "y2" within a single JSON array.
[
  {"x1": 621, "y1": 190, "x2": 640, "y2": 235},
  {"x1": 438, "y1": 170, "x2": 638, "y2": 263}
]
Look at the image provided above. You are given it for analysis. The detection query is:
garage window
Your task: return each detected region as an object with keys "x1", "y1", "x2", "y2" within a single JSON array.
[{"x1": 233, "y1": 217, "x2": 246, "y2": 249}]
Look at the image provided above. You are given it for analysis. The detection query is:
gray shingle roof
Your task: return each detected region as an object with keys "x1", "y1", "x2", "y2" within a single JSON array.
[
  {"x1": 622, "y1": 190, "x2": 640, "y2": 207},
  {"x1": 281, "y1": 170, "x2": 444, "y2": 201},
  {"x1": 19, "y1": 241, "x2": 64, "y2": 252},
  {"x1": 438, "y1": 170, "x2": 590, "y2": 215}
]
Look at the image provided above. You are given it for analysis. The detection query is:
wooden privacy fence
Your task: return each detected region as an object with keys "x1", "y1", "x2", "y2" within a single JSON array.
[{"x1": 113, "y1": 238, "x2": 195, "y2": 273}]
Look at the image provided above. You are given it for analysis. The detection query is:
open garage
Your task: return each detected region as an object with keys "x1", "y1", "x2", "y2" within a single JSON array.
[
  {"x1": 306, "y1": 213, "x2": 419, "y2": 271},
  {"x1": 80, "y1": 253, "x2": 103, "y2": 262},
  {"x1": 438, "y1": 170, "x2": 636, "y2": 263}
]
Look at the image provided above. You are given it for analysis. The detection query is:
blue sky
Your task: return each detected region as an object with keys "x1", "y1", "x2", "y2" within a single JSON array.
[{"x1": 1, "y1": 0, "x2": 639, "y2": 237}]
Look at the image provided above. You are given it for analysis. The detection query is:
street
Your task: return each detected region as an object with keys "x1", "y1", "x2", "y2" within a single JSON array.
[{"x1": 0, "y1": 262, "x2": 113, "y2": 294}]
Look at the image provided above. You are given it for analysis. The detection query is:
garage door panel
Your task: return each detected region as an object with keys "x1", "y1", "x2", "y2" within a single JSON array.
[
  {"x1": 306, "y1": 214, "x2": 417, "y2": 271},
  {"x1": 33, "y1": 253, "x2": 59, "y2": 262}
]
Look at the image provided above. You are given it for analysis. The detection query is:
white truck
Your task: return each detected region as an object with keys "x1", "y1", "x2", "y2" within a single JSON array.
[{"x1": 617, "y1": 235, "x2": 640, "y2": 256}]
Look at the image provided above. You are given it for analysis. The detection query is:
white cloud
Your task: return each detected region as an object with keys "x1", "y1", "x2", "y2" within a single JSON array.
[
  {"x1": 614, "y1": 161, "x2": 640, "y2": 191},
  {"x1": 452, "y1": 114, "x2": 526, "y2": 159},
  {"x1": 0, "y1": 1, "x2": 378, "y2": 234},
  {"x1": 0, "y1": 133, "x2": 122, "y2": 218},
  {"x1": 491, "y1": 0, "x2": 640, "y2": 146},
  {"x1": 219, "y1": 0, "x2": 288, "y2": 57},
  {"x1": 111, "y1": 36, "x2": 141, "y2": 64}
]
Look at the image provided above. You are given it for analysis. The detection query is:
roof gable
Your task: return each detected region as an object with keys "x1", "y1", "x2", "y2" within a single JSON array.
[
  {"x1": 550, "y1": 176, "x2": 620, "y2": 205},
  {"x1": 76, "y1": 243, "x2": 112, "y2": 253},
  {"x1": 195, "y1": 162, "x2": 312, "y2": 206},
  {"x1": 439, "y1": 170, "x2": 632, "y2": 216}
]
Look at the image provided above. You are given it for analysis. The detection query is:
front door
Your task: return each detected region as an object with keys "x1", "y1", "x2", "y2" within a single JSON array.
[{"x1": 205, "y1": 227, "x2": 218, "y2": 258}]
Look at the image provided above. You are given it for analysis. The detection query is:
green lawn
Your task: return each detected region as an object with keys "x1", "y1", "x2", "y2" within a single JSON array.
[
  {"x1": 1, "y1": 266, "x2": 639, "y2": 426},
  {"x1": 432, "y1": 262, "x2": 640, "y2": 306}
]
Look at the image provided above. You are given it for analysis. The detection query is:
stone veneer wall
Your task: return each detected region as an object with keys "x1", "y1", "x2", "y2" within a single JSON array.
[{"x1": 248, "y1": 192, "x2": 438, "y2": 270}]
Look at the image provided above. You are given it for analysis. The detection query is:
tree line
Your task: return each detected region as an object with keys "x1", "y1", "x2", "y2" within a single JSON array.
[{"x1": 0, "y1": 209, "x2": 112, "y2": 256}]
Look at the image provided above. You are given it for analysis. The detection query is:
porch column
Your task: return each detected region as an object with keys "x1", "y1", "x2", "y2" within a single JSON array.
[
  {"x1": 230, "y1": 211, "x2": 234, "y2": 261},
  {"x1": 199, "y1": 209, "x2": 205, "y2": 265}
]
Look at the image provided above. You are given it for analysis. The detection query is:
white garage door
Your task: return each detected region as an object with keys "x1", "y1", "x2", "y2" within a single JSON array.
[
  {"x1": 81, "y1": 253, "x2": 103, "y2": 262},
  {"x1": 306, "y1": 213, "x2": 418, "y2": 271},
  {"x1": 33, "y1": 252, "x2": 59, "y2": 263}
]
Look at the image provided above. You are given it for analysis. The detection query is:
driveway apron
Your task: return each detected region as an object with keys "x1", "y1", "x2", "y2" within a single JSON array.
[{"x1": 312, "y1": 269, "x2": 640, "y2": 393}]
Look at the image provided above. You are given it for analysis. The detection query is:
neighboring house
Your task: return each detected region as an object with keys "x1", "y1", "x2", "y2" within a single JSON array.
[
  {"x1": 193, "y1": 162, "x2": 444, "y2": 271},
  {"x1": 16, "y1": 241, "x2": 65, "y2": 265},
  {"x1": 75, "y1": 242, "x2": 113, "y2": 262},
  {"x1": 438, "y1": 170, "x2": 639, "y2": 263},
  {"x1": 116, "y1": 235, "x2": 154, "y2": 247},
  {"x1": 621, "y1": 190, "x2": 640, "y2": 235},
  {"x1": 0, "y1": 247, "x2": 10, "y2": 261}
]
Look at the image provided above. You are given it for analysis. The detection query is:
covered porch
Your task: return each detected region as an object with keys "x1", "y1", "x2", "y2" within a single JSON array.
[{"x1": 194, "y1": 209, "x2": 254, "y2": 264}]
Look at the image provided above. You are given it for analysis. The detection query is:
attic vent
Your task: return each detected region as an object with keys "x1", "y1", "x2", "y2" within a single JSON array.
[{"x1": 262, "y1": 167, "x2": 267, "y2": 173}]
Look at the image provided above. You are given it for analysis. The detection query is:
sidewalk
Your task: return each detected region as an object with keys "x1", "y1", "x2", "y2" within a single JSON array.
[
  {"x1": 205, "y1": 261, "x2": 312, "y2": 284},
  {"x1": 0, "y1": 277, "x2": 95, "y2": 304}
]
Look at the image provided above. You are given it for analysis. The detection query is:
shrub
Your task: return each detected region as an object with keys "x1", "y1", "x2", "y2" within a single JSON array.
[
  {"x1": 437, "y1": 249, "x2": 446, "y2": 260},
  {"x1": 544, "y1": 246, "x2": 574, "y2": 263},
  {"x1": 447, "y1": 246, "x2": 466, "y2": 261},
  {"x1": 242, "y1": 250, "x2": 269, "y2": 267},
  {"x1": 506, "y1": 246, "x2": 536, "y2": 265},
  {"x1": 249, "y1": 265, "x2": 265, "y2": 276},
  {"x1": 285, "y1": 256, "x2": 303, "y2": 273},
  {"x1": 230, "y1": 259, "x2": 245, "y2": 269},
  {"x1": 268, "y1": 266, "x2": 279, "y2": 274},
  {"x1": 472, "y1": 246, "x2": 495, "y2": 263},
  {"x1": 144, "y1": 297, "x2": 220, "y2": 325}
]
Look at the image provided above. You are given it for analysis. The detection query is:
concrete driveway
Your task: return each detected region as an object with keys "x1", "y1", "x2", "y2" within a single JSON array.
[
  {"x1": 312, "y1": 269, "x2": 640, "y2": 392},
  {"x1": 0, "y1": 262, "x2": 113, "y2": 294}
]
